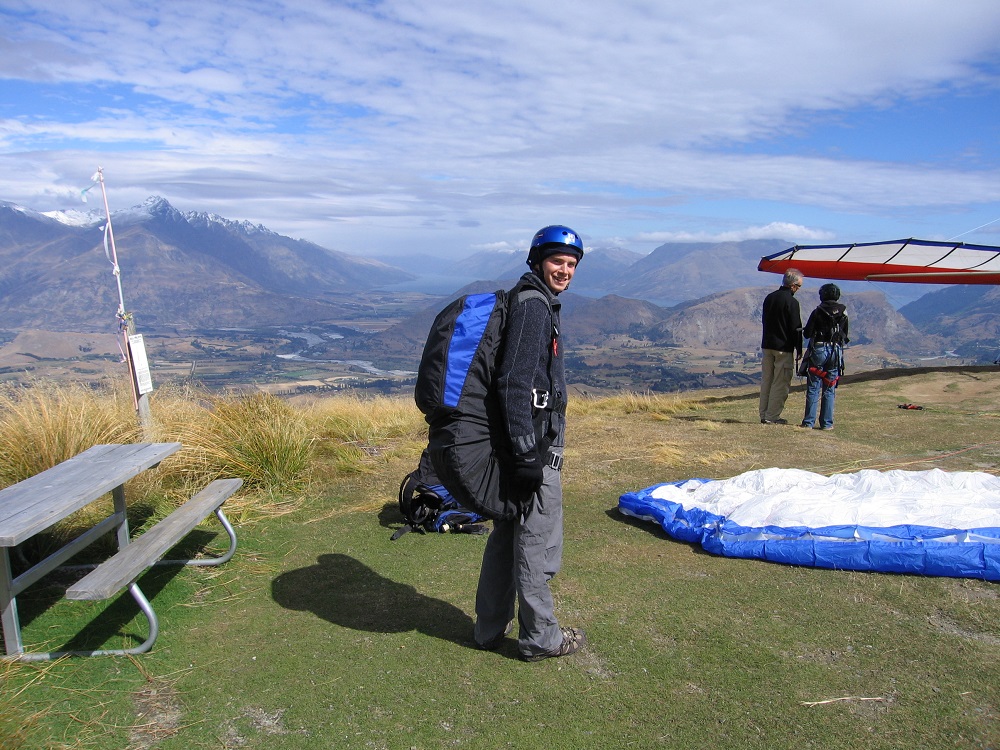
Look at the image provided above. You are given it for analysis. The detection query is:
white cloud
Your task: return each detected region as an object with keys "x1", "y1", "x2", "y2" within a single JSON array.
[
  {"x1": 1, "y1": 0, "x2": 999, "y2": 255},
  {"x1": 637, "y1": 223, "x2": 834, "y2": 245}
]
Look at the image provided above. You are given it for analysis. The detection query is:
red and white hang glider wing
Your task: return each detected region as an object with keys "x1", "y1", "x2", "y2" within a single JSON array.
[{"x1": 758, "y1": 238, "x2": 1000, "y2": 285}]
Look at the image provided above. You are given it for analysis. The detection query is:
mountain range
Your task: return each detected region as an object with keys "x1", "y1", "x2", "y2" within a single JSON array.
[
  {"x1": 0, "y1": 197, "x2": 413, "y2": 331},
  {"x1": 1, "y1": 196, "x2": 997, "y2": 363},
  {"x1": 310, "y1": 283, "x2": 936, "y2": 370}
]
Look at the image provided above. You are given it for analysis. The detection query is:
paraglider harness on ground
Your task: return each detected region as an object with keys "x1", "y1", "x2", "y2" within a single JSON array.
[
  {"x1": 411, "y1": 278, "x2": 561, "y2": 523},
  {"x1": 803, "y1": 307, "x2": 847, "y2": 388},
  {"x1": 392, "y1": 449, "x2": 489, "y2": 540}
]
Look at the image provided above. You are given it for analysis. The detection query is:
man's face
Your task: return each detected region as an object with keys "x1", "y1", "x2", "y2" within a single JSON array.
[{"x1": 539, "y1": 253, "x2": 578, "y2": 294}]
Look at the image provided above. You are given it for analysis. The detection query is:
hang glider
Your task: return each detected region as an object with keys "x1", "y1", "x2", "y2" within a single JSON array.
[{"x1": 758, "y1": 238, "x2": 1000, "y2": 284}]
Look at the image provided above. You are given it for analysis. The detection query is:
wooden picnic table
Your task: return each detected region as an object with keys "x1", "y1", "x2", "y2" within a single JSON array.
[{"x1": 0, "y1": 442, "x2": 240, "y2": 660}]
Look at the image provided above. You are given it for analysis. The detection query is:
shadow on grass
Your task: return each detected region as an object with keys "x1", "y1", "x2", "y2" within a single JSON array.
[
  {"x1": 271, "y1": 553, "x2": 475, "y2": 648},
  {"x1": 377, "y1": 502, "x2": 404, "y2": 532},
  {"x1": 605, "y1": 507, "x2": 713, "y2": 558}
]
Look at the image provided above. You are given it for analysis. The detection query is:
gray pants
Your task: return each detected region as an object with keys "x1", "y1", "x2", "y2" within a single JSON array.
[{"x1": 474, "y1": 459, "x2": 564, "y2": 658}]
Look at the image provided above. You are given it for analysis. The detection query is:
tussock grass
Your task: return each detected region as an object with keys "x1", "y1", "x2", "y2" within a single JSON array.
[
  {"x1": 304, "y1": 393, "x2": 425, "y2": 453},
  {"x1": 155, "y1": 389, "x2": 312, "y2": 492},
  {"x1": 570, "y1": 389, "x2": 706, "y2": 418},
  {"x1": 0, "y1": 381, "x2": 139, "y2": 487},
  {"x1": 0, "y1": 381, "x2": 145, "y2": 558}
]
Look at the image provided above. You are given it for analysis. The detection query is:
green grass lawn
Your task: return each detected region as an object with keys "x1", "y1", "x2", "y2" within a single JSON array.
[{"x1": 4, "y1": 369, "x2": 1000, "y2": 749}]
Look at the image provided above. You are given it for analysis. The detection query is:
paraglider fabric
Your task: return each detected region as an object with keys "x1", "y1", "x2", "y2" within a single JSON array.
[{"x1": 618, "y1": 468, "x2": 1000, "y2": 580}]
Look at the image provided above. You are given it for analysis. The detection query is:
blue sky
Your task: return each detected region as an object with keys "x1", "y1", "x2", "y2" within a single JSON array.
[{"x1": 2, "y1": 0, "x2": 1000, "y2": 258}]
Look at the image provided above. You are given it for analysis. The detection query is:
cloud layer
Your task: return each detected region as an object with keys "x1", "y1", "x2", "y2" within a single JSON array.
[{"x1": 2, "y1": 0, "x2": 999, "y2": 255}]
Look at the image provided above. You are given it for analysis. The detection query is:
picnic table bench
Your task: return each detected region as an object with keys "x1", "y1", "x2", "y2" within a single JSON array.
[{"x1": 0, "y1": 443, "x2": 242, "y2": 661}]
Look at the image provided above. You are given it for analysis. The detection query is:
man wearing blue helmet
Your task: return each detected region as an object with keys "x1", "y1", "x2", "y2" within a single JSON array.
[{"x1": 474, "y1": 225, "x2": 588, "y2": 661}]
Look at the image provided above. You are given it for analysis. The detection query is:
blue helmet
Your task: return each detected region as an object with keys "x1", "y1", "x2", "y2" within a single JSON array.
[{"x1": 527, "y1": 225, "x2": 584, "y2": 268}]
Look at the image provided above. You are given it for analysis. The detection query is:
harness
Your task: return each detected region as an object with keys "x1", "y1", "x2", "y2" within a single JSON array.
[
  {"x1": 807, "y1": 306, "x2": 846, "y2": 387},
  {"x1": 807, "y1": 340, "x2": 844, "y2": 388},
  {"x1": 807, "y1": 360, "x2": 841, "y2": 388}
]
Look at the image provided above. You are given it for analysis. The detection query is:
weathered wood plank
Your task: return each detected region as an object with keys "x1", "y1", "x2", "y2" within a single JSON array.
[
  {"x1": 66, "y1": 478, "x2": 242, "y2": 601},
  {"x1": 0, "y1": 443, "x2": 182, "y2": 546}
]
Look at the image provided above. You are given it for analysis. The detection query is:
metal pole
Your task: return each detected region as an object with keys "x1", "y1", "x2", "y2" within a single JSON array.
[{"x1": 93, "y1": 168, "x2": 153, "y2": 435}]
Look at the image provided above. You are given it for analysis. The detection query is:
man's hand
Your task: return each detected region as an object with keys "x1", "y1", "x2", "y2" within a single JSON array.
[{"x1": 510, "y1": 449, "x2": 544, "y2": 494}]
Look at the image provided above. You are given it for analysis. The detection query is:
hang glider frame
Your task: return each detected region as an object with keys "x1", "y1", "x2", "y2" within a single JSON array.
[{"x1": 758, "y1": 238, "x2": 1000, "y2": 285}]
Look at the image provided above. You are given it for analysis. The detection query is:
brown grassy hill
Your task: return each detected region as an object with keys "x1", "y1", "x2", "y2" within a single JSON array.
[{"x1": 647, "y1": 287, "x2": 938, "y2": 355}]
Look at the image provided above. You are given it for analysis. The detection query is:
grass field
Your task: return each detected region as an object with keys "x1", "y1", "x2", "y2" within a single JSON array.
[{"x1": 3, "y1": 369, "x2": 1000, "y2": 749}]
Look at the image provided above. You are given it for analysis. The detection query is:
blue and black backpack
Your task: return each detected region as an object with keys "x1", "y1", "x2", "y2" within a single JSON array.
[
  {"x1": 412, "y1": 280, "x2": 553, "y2": 522},
  {"x1": 391, "y1": 448, "x2": 488, "y2": 540}
]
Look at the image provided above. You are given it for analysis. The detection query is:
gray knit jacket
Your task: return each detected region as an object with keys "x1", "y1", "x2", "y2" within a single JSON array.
[{"x1": 496, "y1": 272, "x2": 566, "y2": 456}]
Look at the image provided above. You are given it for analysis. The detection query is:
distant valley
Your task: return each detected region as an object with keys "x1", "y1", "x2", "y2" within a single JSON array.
[{"x1": 0, "y1": 197, "x2": 995, "y2": 396}]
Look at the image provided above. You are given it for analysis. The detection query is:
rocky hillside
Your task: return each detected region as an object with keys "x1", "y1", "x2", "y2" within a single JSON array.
[
  {"x1": 645, "y1": 288, "x2": 936, "y2": 353},
  {"x1": 0, "y1": 198, "x2": 413, "y2": 331}
]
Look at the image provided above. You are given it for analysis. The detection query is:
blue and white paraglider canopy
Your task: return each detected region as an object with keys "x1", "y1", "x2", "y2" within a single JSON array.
[{"x1": 620, "y1": 468, "x2": 1000, "y2": 580}]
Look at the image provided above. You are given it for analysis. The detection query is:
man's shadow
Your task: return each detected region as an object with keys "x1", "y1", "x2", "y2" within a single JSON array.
[{"x1": 271, "y1": 553, "x2": 474, "y2": 648}]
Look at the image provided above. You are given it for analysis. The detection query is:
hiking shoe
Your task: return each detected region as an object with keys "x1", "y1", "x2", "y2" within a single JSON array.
[
  {"x1": 476, "y1": 620, "x2": 513, "y2": 651},
  {"x1": 521, "y1": 627, "x2": 587, "y2": 662}
]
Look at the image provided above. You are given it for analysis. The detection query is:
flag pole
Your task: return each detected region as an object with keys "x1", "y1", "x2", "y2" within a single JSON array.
[{"x1": 87, "y1": 167, "x2": 153, "y2": 435}]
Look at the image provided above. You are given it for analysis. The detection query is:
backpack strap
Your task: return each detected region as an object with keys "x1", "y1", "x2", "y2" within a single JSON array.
[
  {"x1": 810, "y1": 307, "x2": 843, "y2": 344},
  {"x1": 511, "y1": 285, "x2": 561, "y2": 412}
]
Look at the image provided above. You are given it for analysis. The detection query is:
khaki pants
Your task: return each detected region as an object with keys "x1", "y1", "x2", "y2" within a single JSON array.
[{"x1": 759, "y1": 349, "x2": 794, "y2": 422}]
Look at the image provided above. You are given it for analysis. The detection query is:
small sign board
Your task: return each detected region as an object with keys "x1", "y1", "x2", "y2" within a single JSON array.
[{"x1": 128, "y1": 334, "x2": 154, "y2": 395}]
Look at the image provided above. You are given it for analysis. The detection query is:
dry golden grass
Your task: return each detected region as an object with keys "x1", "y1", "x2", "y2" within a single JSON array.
[
  {"x1": 0, "y1": 380, "x2": 139, "y2": 487},
  {"x1": 569, "y1": 389, "x2": 706, "y2": 418}
]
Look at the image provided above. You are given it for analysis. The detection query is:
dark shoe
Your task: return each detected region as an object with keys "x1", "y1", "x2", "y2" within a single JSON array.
[
  {"x1": 762, "y1": 418, "x2": 787, "y2": 425},
  {"x1": 476, "y1": 620, "x2": 513, "y2": 651},
  {"x1": 798, "y1": 423, "x2": 812, "y2": 428},
  {"x1": 521, "y1": 627, "x2": 587, "y2": 662}
]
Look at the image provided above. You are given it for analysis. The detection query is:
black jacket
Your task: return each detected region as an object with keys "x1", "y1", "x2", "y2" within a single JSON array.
[
  {"x1": 496, "y1": 272, "x2": 565, "y2": 456},
  {"x1": 804, "y1": 300, "x2": 849, "y2": 344},
  {"x1": 761, "y1": 286, "x2": 802, "y2": 355}
]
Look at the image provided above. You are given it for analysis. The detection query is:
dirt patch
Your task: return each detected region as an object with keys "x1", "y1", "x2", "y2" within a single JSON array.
[
  {"x1": 220, "y1": 705, "x2": 307, "y2": 746},
  {"x1": 129, "y1": 681, "x2": 184, "y2": 749},
  {"x1": 928, "y1": 612, "x2": 1000, "y2": 646},
  {"x1": 894, "y1": 371, "x2": 1000, "y2": 409}
]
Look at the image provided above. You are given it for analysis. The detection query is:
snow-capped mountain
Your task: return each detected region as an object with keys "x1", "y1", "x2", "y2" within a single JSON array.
[{"x1": 0, "y1": 197, "x2": 413, "y2": 331}]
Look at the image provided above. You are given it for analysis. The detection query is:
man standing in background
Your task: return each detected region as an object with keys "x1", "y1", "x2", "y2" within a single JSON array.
[{"x1": 759, "y1": 268, "x2": 803, "y2": 425}]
